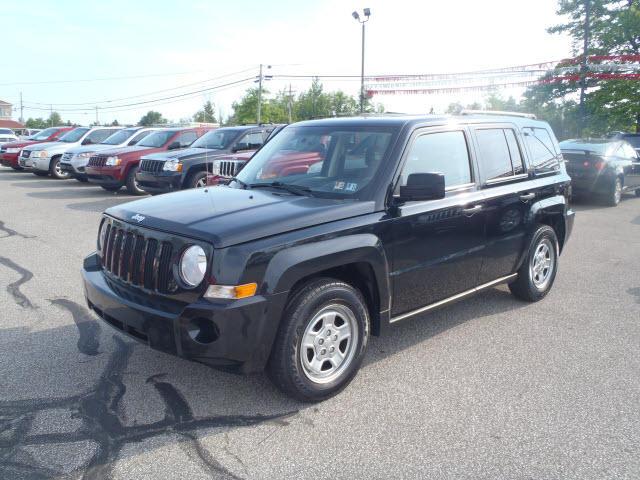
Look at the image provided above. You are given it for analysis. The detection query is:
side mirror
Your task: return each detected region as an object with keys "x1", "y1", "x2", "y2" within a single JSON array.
[
  {"x1": 167, "y1": 141, "x2": 181, "y2": 150},
  {"x1": 399, "y1": 173, "x2": 445, "y2": 202},
  {"x1": 232, "y1": 142, "x2": 250, "y2": 153},
  {"x1": 82, "y1": 138, "x2": 93, "y2": 145}
]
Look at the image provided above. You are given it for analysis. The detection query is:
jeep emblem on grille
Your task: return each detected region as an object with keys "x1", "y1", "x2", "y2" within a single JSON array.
[{"x1": 131, "y1": 214, "x2": 146, "y2": 223}]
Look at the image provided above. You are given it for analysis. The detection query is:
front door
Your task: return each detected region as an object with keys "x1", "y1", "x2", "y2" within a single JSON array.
[{"x1": 390, "y1": 128, "x2": 487, "y2": 318}]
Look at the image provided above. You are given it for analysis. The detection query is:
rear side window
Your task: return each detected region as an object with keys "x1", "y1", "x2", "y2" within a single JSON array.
[
  {"x1": 401, "y1": 130, "x2": 472, "y2": 188},
  {"x1": 475, "y1": 128, "x2": 525, "y2": 181},
  {"x1": 240, "y1": 131, "x2": 265, "y2": 148},
  {"x1": 523, "y1": 127, "x2": 560, "y2": 173},
  {"x1": 129, "y1": 130, "x2": 152, "y2": 145}
]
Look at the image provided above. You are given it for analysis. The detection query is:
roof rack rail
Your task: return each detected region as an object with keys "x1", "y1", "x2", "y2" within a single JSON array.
[{"x1": 460, "y1": 110, "x2": 537, "y2": 120}]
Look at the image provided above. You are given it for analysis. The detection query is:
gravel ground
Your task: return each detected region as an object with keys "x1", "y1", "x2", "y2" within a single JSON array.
[{"x1": 0, "y1": 167, "x2": 639, "y2": 480}]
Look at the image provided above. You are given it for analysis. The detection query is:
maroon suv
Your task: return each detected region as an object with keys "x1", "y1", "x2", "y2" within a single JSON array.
[
  {"x1": 85, "y1": 127, "x2": 210, "y2": 195},
  {"x1": 0, "y1": 126, "x2": 73, "y2": 170}
]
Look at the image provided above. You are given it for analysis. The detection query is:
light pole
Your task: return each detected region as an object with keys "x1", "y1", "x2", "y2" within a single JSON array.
[{"x1": 352, "y1": 8, "x2": 371, "y2": 114}]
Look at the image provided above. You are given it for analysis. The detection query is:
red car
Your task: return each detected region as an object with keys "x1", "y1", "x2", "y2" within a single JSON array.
[
  {"x1": 0, "y1": 126, "x2": 73, "y2": 170},
  {"x1": 206, "y1": 150, "x2": 323, "y2": 186},
  {"x1": 85, "y1": 127, "x2": 210, "y2": 195}
]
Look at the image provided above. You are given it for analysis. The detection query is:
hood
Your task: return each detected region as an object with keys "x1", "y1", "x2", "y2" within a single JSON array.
[
  {"x1": 140, "y1": 147, "x2": 224, "y2": 161},
  {"x1": 24, "y1": 141, "x2": 68, "y2": 152},
  {"x1": 96, "y1": 145, "x2": 153, "y2": 158},
  {"x1": 66, "y1": 143, "x2": 121, "y2": 155},
  {"x1": 105, "y1": 186, "x2": 375, "y2": 248}
]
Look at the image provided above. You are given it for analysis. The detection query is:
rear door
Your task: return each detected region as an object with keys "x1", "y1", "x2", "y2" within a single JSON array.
[
  {"x1": 390, "y1": 126, "x2": 487, "y2": 318},
  {"x1": 472, "y1": 124, "x2": 541, "y2": 283}
]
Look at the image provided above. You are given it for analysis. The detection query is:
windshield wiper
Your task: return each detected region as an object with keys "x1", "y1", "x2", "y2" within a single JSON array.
[
  {"x1": 249, "y1": 181, "x2": 314, "y2": 196},
  {"x1": 229, "y1": 177, "x2": 249, "y2": 189}
]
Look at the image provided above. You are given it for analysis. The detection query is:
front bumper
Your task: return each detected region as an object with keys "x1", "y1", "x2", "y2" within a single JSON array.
[
  {"x1": 136, "y1": 170, "x2": 182, "y2": 194},
  {"x1": 60, "y1": 157, "x2": 89, "y2": 177},
  {"x1": 0, "y1": 152, "x2": 20, "y2": 168},
  {"x1": 19, "y1": 154, "x2": 50, "y2": 171},
  {"x1": 82, "y1": 253, "x2": 287, "y2": 373},
  {"x1": 86, "y1": 168, "x2": 123, "y2": 186}
]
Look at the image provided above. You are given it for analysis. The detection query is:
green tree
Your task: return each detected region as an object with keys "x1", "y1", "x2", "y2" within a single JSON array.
[
  {"x1": 526, "y1": 0, "x2": 640, "y2": 135},
  {"x1": 25, "y1": 117, "x2": 47, "y2": 129},
  {"x1": 138, "y1": 111, "x2": 166, "y2": 126},
  {"x1": 193, "y1": 101, "x2": 217, "y2": 123},
  {"x1": 110, "y1": 119, "x2": 120, "y2": 126},
  {"x1": 48, "y1": 111, "x2": 62, "y2": 126}
]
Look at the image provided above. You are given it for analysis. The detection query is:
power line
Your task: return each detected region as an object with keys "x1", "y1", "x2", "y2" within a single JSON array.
[{"x1": 23, "y1": 67, "x2": 258, "y2": 106}]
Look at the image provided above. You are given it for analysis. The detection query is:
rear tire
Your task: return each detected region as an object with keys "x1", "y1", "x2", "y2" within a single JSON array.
[
  {"x1": 49, "y1": 156, "x2": 69, "y2": 179},
  {"x1": 188, "y1": 171, "x2": 208, "y2": 189},
  {"x1": 125, "y1": 166, "x2": 145, "y2": 195},
  {"x1": 605, "y1": 177, "x2": 622, "y2": 206},
  {"x1": 267, "y1": 278, "x2": 370, "y2": 402},
  {"x1": 509, "y1": 224, "x2": 559, "y2": 302},
  {"x1": 100, "y1": 185, "x2": 121, "y2": 192}
]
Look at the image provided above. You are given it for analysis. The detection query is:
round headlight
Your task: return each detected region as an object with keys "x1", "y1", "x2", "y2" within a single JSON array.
[
  {"x1": 98, "y1": 220, "x2": 108, "y2": 251},
  {"x1": 180, "y1": 245, "x2": 207, "y2": 287}
]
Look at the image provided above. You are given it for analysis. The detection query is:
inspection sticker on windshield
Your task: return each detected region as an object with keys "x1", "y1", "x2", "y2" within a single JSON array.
[
  {"x1": 334, "y1": 181, "x2": 345, "y2": 190},
  {"x1": 346, "y1": 183, "x2": 358, "y2": 192}
]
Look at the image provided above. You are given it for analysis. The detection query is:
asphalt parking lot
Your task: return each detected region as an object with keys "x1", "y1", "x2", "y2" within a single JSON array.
[{"x1": 0, "y1": 167, "x2": 639, "y2": 480}]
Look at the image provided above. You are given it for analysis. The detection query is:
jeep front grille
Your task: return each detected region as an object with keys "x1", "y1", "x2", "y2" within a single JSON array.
[
  {"x1": 140, "y1": 159, "x2": 165, "y2": 173},
  {"x1": 214, "y1": 160, "x2": 244, "y2": 177},
  {"x1": 100, "y1": 223, "x2": 175, "y2": 293},
  {"x1": 88, "y1": 155, "x2": 107, "y2": 167}
]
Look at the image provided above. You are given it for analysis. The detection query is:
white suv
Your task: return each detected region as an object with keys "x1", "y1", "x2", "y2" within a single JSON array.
[
  {"x1": 60, "y1": 127, "x2": 157, "y2": 182},
  {"x1": 19, "y1": 126, "x2": 121, "y2": 179},
  {"x1": 0, "y1": 128, "x2": 18, "y2": 146}
]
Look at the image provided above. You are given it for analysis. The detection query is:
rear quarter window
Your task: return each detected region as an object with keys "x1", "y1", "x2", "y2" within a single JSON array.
[{"x1": 522, "y1": 127, "x2": 561, "y2": 174}]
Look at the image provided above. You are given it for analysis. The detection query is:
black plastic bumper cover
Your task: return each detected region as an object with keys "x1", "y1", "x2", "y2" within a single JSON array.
[{"x1": 82, "y1": 253, "x2": 287, "y2": 373}]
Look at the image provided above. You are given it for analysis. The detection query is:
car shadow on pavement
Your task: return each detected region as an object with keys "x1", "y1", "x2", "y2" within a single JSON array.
[
  {"x1": 26, "y1": 189, "x2": 144, "y2": 200},
  {"x1": 0, "y1": 285, "x2": 528, "y2": 478}
]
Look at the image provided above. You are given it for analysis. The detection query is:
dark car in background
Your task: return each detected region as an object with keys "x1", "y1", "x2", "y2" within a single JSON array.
[
  {"x1": 135, "y1": 125, "x2": 279, "y2": 194},
  {"x1": 560, "y1": 138, "x2": 640, "y2": 206},
  {"x1": 0, "y1": 126, "x2": 73, "y2": 170},
  {"x1": 85, "y1": 127, "x2": 210, "y2": 195}
]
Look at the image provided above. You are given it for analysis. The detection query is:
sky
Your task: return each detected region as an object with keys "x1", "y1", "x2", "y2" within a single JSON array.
[{"x1": 2, "y1": 0, "x2": 572, "y2": 125}]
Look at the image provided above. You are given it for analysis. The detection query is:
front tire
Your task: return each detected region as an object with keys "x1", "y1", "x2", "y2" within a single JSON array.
[
  {"x1": 267, "y1": 278, "x2": 370, "y2": 402},
  {"x1": 33, "y1": 171, "x2": 49, "y2": 177},
  {"x1": 509, "y1": 224, "x2": 559, "y2": 302},
  {"x1": 49, "y1": 156, "x2": 69, "y2": 179},
  {"x1": 100, "y1": 185, "x2": 121, "y2": 192},
  {"x1": 188, "y1": 171, "x2": 208, "y2": 189},
  {"x1": 125, "y1": 166, "x2": 145, "y2": 195}
]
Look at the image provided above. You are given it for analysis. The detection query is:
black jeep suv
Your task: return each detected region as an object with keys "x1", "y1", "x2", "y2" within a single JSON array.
[
  {"x1": 82, "y1": 114, "x2": 574, "y2": 401},
  {"x1": 136, "y1": 125, "x2": 280, "y2": 194}
]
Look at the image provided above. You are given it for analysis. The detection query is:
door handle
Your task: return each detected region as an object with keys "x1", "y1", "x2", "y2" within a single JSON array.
[
  {"x1": 461, "y1": 205, "x2": 482, "y2": 216},
  {"x1": 520, "y1": 193, "x2": 536, "y2": 201}
]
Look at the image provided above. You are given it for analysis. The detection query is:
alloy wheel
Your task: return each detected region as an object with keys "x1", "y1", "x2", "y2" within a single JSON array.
[{"x1": 529, "y1": 238, "x2": 555, "y2": 290}]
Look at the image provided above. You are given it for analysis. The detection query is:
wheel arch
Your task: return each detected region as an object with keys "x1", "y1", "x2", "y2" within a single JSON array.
[
  {"x1": 530, "y1": 195, "x2": 568, "y2": 253},
  {"x1": 264, "y1": 234, "x2": 390, "y2": 336}
]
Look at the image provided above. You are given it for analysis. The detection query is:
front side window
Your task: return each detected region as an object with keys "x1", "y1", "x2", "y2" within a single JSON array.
[
  {"x1": 31, "y1": 127, "x2": 60, "y2": 140},
  {"x1": 523, "y1": 127, "x2": 560, "y2": 172},
  {"x1": 137, "y1": 130, "x2": 175, "y2": 148},
  {"x1": 191, "y1": 129, "x2": 240, "y2": 149},
  {"x1": 400, "y1": 130, "x2": 472, "y2": 189},
  {"x1": 128, "y1": 130, "x2": 152, "y2": 145},
  {"x1": 476, "y1": 129, "x2": 514, "y2": 181},
  {"x1": 235, "y1": 126, "x2": 396, "y2": 198},
  {"x1": 59, "y1": 127, "x2": 90, "y2": 143}
]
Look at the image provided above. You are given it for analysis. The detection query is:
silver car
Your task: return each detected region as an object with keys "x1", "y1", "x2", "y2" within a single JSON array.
[
  {"x1": 60, "y1": 127, "x2": 157, "y2": 182},
  {"x1": 19, "y1": 126, "x2": 121, "y2": 179}
]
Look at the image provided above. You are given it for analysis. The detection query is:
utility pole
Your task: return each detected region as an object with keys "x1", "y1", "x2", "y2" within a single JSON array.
[
  {"x1": 95, "y1": 106, "x2": 99, "y2": 125},
  {"x1": 50, "y1": 104, "x2": 53, "y2": 126},
  {"x1": 352, "y1": 9, "x2": 371, "y2": 114},
  {"x1": 257, "y1": 64, "x2": 263, "y2": 124},
  {"x1": 578, "y1": 0, "x2": 591, "y2": 135},
  {"x1": 288, "y1": 84, "x2": 293, "y2": 123},
  {"x1": 19, "y1": 92, "x2": 23, "y2": 124}
]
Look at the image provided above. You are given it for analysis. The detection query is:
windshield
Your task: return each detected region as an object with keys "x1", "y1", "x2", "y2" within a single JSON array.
[
  {"x1": 59, "y1": 127, "x2": 90, "y2": 143},
  {"x1": 234, "y1": 125, "x2": 396, "y2": 198},
  {"x1": 32, "y1": 127, "x2": 61, "y2": 140},
  {"x1": 137, "y1": 130, "x2": 174, "y2": 148},
  {"x1": 191, "y1": 129, "x2": 239, "y2": 149},
  {"x1": 101, "y1": 129, "x2": 136, "y2": 145}
]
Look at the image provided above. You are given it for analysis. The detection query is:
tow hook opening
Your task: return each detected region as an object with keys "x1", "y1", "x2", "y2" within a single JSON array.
[{"x1": 186, "y1": 317, "x2": 220, "y2": 344}]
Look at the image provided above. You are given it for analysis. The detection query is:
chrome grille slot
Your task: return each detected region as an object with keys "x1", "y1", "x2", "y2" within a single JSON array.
[{"x1": 140, "y1": 159, "x2": 165, "y2": 173}]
